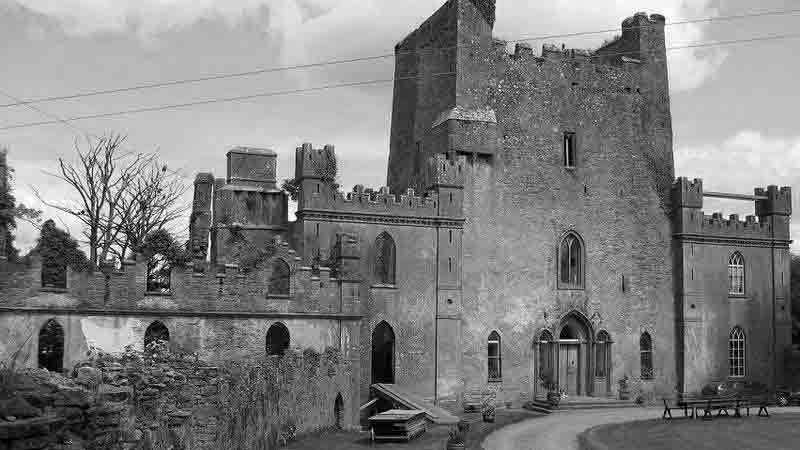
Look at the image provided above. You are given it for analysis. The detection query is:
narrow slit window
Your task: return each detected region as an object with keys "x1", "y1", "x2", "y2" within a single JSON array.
[{"x1": 563, "y1": 132, "x2": 576, "y2": 167}]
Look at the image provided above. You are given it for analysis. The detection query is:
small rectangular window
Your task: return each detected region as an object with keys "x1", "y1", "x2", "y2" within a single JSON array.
[
  {"x1": 563, "y1": 132, "x2": 576, "y2": 167},
  {"x1": 448, "y1": 257, "x2": 452, "y2": 272},
  {"x1": 449, "y1": 230, "x2": 453, "y2": 244}
]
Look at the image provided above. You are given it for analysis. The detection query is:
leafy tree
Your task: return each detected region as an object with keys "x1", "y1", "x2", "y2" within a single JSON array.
[
  {"x1": 34, "y1": 219, "x2": 88, "y2": 287},
  {"x1": 0, "y1": 148, "x2": 42, "y2": 261},
  {"x1": 141, "y1": 229, "x2": 188, "y2": 293}
]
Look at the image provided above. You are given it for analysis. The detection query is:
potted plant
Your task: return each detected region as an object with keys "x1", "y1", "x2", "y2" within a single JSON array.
[
  {"x1": 542, "y1": 374, "x2": 561, "y2": 407},
  {"x1": 618, "y1": 375, "x2": 630, "y2": 400},
  {"x1": 481, "y1": 397, "x2": 496, "y2": 423},
  {"x1": 446, "y1": 420, "x2": 470, "y2": 450}
]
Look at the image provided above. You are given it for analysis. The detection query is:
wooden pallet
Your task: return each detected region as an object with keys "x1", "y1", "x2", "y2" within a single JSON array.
[{"x1": 368, "y1": 409, "x2": 428, "y2": 442}]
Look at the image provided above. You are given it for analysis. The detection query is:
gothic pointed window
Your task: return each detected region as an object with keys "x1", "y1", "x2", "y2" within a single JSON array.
[
  {"x1": 729, "y1": 327, "x2": 745, "y2": 377},
  {"x1": 375, "y1": 232, "x2": 396, "y2": 285},
  {"x1": 269, "y1": 259, "x2": 290, "y2": 297},
  {"x1": 559, "y1": 232, "x2": 584, "y2": 289},
  {"x1": 728, "y1": 252, "x2": 745, "y2": 295},
  {"x1": 640, "y1": 332, "x2": 653, "y2": 380},
  {"x1": 488, "y1": 331, "x2": 502, "y2": 382}
]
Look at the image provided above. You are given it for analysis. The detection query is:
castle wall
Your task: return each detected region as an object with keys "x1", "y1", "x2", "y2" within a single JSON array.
[{"x1": 388, "y1": 0, "x2": 677, "y2": 403}]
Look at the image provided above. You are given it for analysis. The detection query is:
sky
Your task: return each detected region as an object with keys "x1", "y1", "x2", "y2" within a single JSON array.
[{"x1": 1, "y1": 0, "x2": 799, "y2": 254}]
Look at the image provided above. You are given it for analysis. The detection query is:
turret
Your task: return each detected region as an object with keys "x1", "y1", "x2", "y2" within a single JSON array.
[
  {"x1": 671, "y1": 177, "x2": 703, "y2": 234},
  {"x1": 294, "y1": 143, "x2": 337, "y2": 210},
  {"x1": 427, "y1": 152, "x2": 466, "y2": 217},
  {"x1": 755, "y1": 185, "x2": 792, "y2": 239},
  {"x1": 189, "y1": 173, "x2": 214, "y2": 263}
]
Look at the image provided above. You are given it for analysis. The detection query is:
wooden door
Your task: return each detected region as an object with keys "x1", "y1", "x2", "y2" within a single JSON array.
[{"x1": 559, "y1": 344, "x2": 579, "y2": 395}]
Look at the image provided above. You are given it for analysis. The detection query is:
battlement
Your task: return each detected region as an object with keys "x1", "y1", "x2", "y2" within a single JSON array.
[
  {"x1": 226, "y1": 147, "x2": 277, "y2": 189},
  {"x1": 0, "y1": 237, "x2": 360, "y2": 316},
  {"x1": 295, "y1": 143, "x2": 337, "y2": 181},
  {"x1": 700, "y1": 212, "x2": 771, "y2": 236},
  {"x1": 755, "y1": 186, "x2": 792, "y2": 217},
  {"x1": 672, "y1": 177, "x2": 704, "y2": 209},
  {"x1": 427, "y1": 153, "x2": 466, "y2": 187}
]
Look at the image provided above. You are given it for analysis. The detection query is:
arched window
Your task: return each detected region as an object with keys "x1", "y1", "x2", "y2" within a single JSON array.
[
  {"x1": 488, "y1": 331, "x2": 502, "y2": 381},
  {"x1": 595, "y1": 331, "x2": 611, "y2": 378},
  {"x1": 144, "y1": 321, "x2": 170, "y2": 351},
  {"x1": 269, "y1": 259, "x2": 290, "y2": 296},
  {"x1": 538, "y1": 330, "x2": 554, "y2": 384},
  {"x1": 729, "y1": 327, "x2": 746, "y2": 378},
  {"x1": 728, "y1": 252, "x2": 745, "y2": 295},
  {"x1": 266, "y1": 322, "x2": 290, "y2": 356},
  {"x1": 640, "y1": 332, "x2": 653, "y2": 380},
  {"x1": 559, "y1": 232, "x2": 583, "y2": 288},
  {"x1": 38, "y1": 319, "x2": 64, "y2": 373},
  {"x1": 372, "y1": 321, "x2": 395, "y2": 384},
  {"x1": 375, "y1": 232, "x2": 396, "y2": 285}
]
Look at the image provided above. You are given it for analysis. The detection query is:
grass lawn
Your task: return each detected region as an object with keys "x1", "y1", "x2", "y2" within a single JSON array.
[
  {"x1": 285, "y1": 409, "x2": 542, "y2": 450},
  {"x1": 581, "y1": 413, "x2": 800, "y2": 450}
]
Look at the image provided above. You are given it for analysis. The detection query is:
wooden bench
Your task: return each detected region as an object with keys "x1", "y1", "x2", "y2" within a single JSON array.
[
  {"x1": 663, "y1": 393, "x2": 709, "y2": 419},
  {"x1": 733, "y1": 393, "x2": 770, "y2": 418},
  {"x1": 697, "y1": 394, "x2": 738, "y2": 419},
  {"x1": 462, "y1": 390, "x2": 496, "y2": 412}
]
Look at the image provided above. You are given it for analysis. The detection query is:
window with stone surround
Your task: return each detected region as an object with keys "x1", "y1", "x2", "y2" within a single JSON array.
[
  {"x1": 38, "y1": 319, "x2": 64, "y2": 373},
  {"x1": 558, "y1": 232, "x2": 584, "y2": 289},
  {"x1": 488, "y1": 330, "x2": 502, "y2": 382},
  {"x1": 728, "y1": 252, "x2": 745, "y2": 295},
  {"x1": 563, "y1": 132, "x2": 576, "y2": 167},
  {"x1": 269, "y1": 259, "x2": 290, "y2": 297},
  {"x1": 729, "y1": 327, "x2": 746, "y2": 378},
  {"x1": 375, "y1": 232, "x2": 396, "y2": 285},
  {"x1": 341, "y1": 282, "x2": 359, "y2": 306},
  {"x1": 640, "y1": 332, "x2": 653, "y2": 380}
]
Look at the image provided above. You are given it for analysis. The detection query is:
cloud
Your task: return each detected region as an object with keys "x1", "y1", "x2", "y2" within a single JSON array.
[{"x1": 10, "y1": 0, "x2": 726, "y2": 90}]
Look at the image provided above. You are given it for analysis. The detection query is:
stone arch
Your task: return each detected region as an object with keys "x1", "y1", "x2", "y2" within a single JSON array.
[
  {"x1": 144, "y1": 320, "x2": 170, "y2": 351},
  {"x1": 334, "y1": 392, "x2": 344, "y2": 430},
  {"x1": 594, "y1": 330, "x2": 612, "y2": 396},
  {"x1": 371, "y1": 320, "x2": 395, "y2": 384},
  {"x1": 555, "y1": 311, "x2": 594, "y2": 396},
  {"x1": 38, "y1": 318, "x2": 64, "y2": 373},
  {"x1": 266, "y1": 322, "x2": 290, "y2": 356}
]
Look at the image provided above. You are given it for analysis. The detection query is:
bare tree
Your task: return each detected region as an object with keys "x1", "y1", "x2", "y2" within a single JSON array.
[
  {"x1": 34, "y1": 134, "x2": 150, "y2": 271},
  {"x1": 108, "y1": 160, "x2": 190, "y2": 262}
]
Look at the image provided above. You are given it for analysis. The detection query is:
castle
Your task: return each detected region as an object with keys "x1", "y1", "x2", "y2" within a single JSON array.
[{"x1": 0, "y1": 0, "x2": 793, "y2": 421}]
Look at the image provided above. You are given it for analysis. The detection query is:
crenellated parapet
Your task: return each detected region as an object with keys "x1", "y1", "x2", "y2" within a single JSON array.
[
  {"x1": 755, "y1": 186, "x2": 792, "y2": 217},
  {"x1": 672, "y1": 177, "x2": 792, "y2": 245},
  {"x1": 427, "y1": 152, "x2": 466, "y2": 188},
  {"x1": 672, "y1": 177, "x2": 703, "y2": 209}
]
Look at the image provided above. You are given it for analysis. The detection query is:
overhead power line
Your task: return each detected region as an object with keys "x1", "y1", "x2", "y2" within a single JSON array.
[
  {"x1": 1, "y1": 32, "x2": 799, "y2": 132},
  {"x1": 1, "y1": 7, "x2": 799, "y2": 109}
]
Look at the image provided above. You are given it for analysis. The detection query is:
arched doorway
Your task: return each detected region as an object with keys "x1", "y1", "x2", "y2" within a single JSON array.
[
  {"x1": 334, "y1": 393, "x2": 344, "y2": 430},
  {"x1": 557, "y1": 313, "x2": 592, "y2": 396},
  {"x1": 144, "y1": 321, "x2": 170, "y2": 351},
  {"x1": 371, "y1": 321, "x2": 395, "y2": 384},
  {"x1": 38, "y1": 319, "x2": 64, "y2": 373}
]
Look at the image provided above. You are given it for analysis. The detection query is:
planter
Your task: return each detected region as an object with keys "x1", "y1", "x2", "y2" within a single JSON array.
[
  {"x1": 446, "y1": 441, "x2": 466, "y2": 450},
  {"x1": 546, "y1": 392, "x2": 561, "y2": 407}
]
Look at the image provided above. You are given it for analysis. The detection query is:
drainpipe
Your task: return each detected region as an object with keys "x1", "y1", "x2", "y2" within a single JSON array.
[{"x1": 434, "y1": 227, "x2": 439, "y2": 405}]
